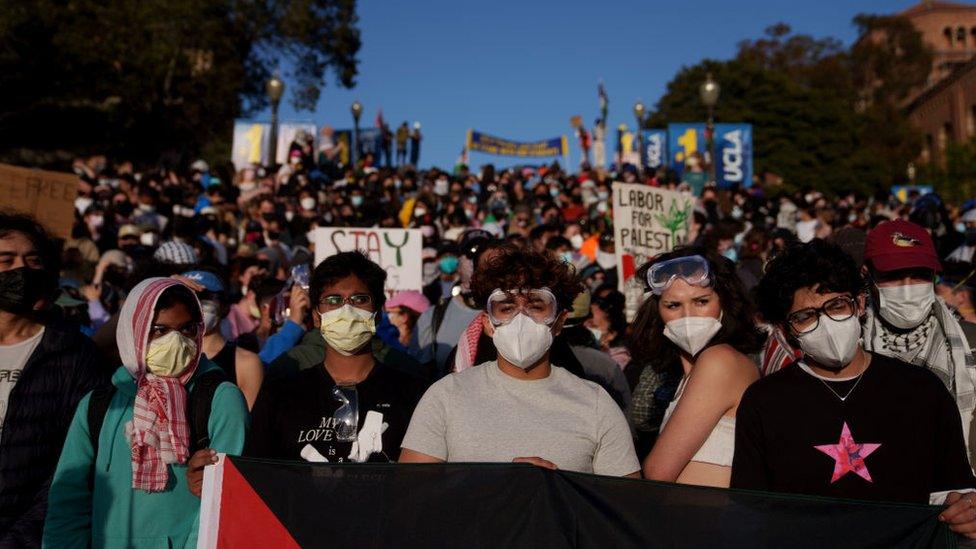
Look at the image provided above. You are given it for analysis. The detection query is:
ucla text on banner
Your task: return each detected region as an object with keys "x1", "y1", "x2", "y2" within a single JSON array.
[
  {"x1": 613, "y1": 182, "x2": 692, "y2": 321},
  {"x1": 198, "y1": 456, "x2": 952, "y2": 549},
  {"x1": 714, "y1": 123, "x2": 753, "y2": 189},
  {"x1": 666, "y1": 123, "x2": 707, "y2": 178},
  {"x1": 312, "y1": 227, "x2": 422, "y2": 294},
  {"x1": 467, "y1": 130, "x2": 568, "y2": 157},
  {"x1": 641, "y1": 129, "x2": 668, "y2": 171},
  {"x1": 0, "y1": 163, "x2": 78, "y2": 239}
]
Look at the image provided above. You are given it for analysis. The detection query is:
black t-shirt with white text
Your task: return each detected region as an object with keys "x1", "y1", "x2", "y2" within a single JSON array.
[
  {"x1": 731, "y1": 353, "x2": 976, "y2": 503},
  {"x1": 246, "y1": 362, "x2": 427, "y2": 463}
]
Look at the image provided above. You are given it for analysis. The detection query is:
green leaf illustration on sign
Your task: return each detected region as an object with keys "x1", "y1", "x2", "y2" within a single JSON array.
[{"x1": 654, "y1": 199, "x2": 692, "y2": 249}]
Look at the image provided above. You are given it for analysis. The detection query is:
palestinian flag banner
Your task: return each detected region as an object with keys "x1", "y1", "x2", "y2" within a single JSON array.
[{"x1": 199, "y1": 455, "x2": 953, "y2": 548}]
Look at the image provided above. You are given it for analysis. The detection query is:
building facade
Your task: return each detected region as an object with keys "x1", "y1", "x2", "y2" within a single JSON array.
[{"x1": 902, "y1": 1, "x2": 976, "y2": 161}]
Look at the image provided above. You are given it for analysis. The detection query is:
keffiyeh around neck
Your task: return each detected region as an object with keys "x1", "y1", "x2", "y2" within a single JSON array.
[
  {"x1": 117, "y1": 277, "x2": 204, "y2": 492},
  {"x1": 863, "y1": 298, "x2": 976, "y2": 460}
]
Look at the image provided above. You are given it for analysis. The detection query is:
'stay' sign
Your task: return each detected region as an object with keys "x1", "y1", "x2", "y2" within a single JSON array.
[{"x1": 312, "y1": 228, "x2": 423, "y2": 293}]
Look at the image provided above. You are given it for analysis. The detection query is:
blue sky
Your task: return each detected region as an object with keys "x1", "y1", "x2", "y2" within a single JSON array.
[{"x1": 266, "y1": 0, "x2": 919, "y2": 170}]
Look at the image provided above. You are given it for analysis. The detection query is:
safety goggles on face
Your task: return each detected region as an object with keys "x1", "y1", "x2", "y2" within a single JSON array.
[
  {"x1": 646, "y1": 255, "x2": 712, "y2": 295},
  {"x1": 486, "y1": 288, "x2": 558, "y2": 326}
]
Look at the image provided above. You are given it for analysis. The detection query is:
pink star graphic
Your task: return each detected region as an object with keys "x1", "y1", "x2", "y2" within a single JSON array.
[{"x1": 814, "y1": 422, "x2": 881, "y2": 483}]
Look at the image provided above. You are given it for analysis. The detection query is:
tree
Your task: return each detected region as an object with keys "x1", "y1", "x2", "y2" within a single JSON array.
[
  {"x1": 0, "y1": 0, "x2": 361, "y2": 167},
  {"x1": 850, "y1": 14, "x2": 933, "y2": 107},
  {"x1": 648, "y1": 21, "x2": 926, "y2": 196}
]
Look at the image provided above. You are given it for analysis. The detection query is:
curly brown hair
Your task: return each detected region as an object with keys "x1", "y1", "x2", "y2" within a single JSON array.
[{"x1": 470, "y1": 244, "x2": 583, "y2": 312}]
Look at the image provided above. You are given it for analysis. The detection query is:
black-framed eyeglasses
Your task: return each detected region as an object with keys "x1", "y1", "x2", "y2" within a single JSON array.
[
  {"x1": 786, "y1": 295, "x2": 858, "y2": 335},
  {"x1": 319, "y1": 293, "x2": 372, "y2": 311}
]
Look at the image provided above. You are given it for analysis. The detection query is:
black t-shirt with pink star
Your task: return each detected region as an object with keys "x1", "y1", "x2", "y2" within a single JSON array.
[{"x1": 731, "y1": 353, "x2": 976, "y2": 503}]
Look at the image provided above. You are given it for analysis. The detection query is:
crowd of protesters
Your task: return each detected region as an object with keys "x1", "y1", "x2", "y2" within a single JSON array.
[{"x1": 5, "y1": 142, "x2": 976, "y2": 546}]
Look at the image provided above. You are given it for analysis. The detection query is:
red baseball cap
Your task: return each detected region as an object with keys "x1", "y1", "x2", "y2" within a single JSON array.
[{"x1": 864, "y1": 219, "x2": 941, "y2": 273}]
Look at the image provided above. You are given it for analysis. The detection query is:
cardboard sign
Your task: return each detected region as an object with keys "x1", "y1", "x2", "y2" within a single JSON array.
[
  {"x1": 612, "y1": 182, "x2": 693, "y2": 320},
  {"x1": 312, "y1": 228, "x2": 423, "y2": 293},
  {"x1": 0, "y1": 163, "x2": 78, "y2": 238}
]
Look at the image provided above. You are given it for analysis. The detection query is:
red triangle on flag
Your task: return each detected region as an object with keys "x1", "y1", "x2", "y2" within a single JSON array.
[{"x1": 217, "y1": 458, "x2": 300, "y2": 549}]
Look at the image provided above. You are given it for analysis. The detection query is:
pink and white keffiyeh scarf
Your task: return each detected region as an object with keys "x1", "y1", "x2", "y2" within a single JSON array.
[{"x1": 117, "y1": 277, "x2": 203, "y2": 492}]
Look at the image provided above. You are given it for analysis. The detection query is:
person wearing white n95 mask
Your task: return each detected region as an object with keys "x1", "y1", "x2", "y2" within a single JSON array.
[
  {"x1": 861, "y1": 219, "x2": 976, "y2": 467},
  {"x1": 732, "y1": 238, "x2": 976, "y2": 528},
  {"x1": 638, "y1": 251, "x2": 765, "y2": 489},
  {"x1": 400, "y1": 246, "x2": 640, "y2": 478}
]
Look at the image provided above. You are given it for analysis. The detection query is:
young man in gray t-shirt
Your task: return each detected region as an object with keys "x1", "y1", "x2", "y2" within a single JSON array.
[{"x1": 400, "y1": 246, "x2": 639, "y2": 477}]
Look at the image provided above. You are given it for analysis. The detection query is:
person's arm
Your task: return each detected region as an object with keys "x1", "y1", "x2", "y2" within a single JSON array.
[
  {"x1": 399, "y1": 383, "x2": 449, "y2": 462},
  {"x1": 42, "y1": 394, "x2": 95, "y2": 548},
  {"x1": 730, "y1": 385, "x2": 769, "y2": 490},
  {"x1": 642, "y1": 347, "x2": 755, "y2": 481},
  {"x1": 234, "y1": 347, "x2": 264, "y2": 410},
  {"x1": 258, "y1": 286, "x2": 309, "y2": 365},
  {"x1": 407, "y1": 308, "x2": 434, "y2": 364},
  {"x1": 592, "y1": 388, "x2": 641, "y2": 477},
  {"x1": 207, "y1": 383, "x2": 249, "y2": 455},
  {"x1": 258, "y1": 320, "x2": 305, "y2": 365}
]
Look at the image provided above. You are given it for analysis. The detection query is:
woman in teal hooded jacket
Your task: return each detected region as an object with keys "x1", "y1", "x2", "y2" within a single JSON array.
[{"x1": 43, "y1": 278, "x2": 248, "y2": 548}]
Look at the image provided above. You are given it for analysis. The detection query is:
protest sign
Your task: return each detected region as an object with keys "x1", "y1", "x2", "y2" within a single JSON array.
[
  {"x1": 312, "y1": 227, "x2": 422, "y2": 293},
  {"x1": 231, "y1": 121, "x2": 272, "y2": 170},
  {"x1": 891, "y1": 185, "x2": 934, "y2": 203},
  {"x1": 467, "y1": 130, "x2": 568, "y2": 158},
  {"x1": 275, "y1": 123, "x2": 317, "y2": 165},
  {"x1": 641, "y1": 129, "x2": 668, "y2": 171},
  {"x1": 667, "y1": 123, "x2": 707, "y2": 178},
  {"x1": 0, "y1": 163, "x2": 78, "y2": 238},
  {"x1": 613, "y1": 182, "x2": 692, "y2": 320},
  {"x1": 714, "y1": 123, "x2": 753, "y2": 189}
]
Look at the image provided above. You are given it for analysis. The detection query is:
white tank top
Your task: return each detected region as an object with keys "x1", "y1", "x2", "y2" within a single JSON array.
[{"x1": 660, "y1": 378, "x2": 736, "y2": 467}]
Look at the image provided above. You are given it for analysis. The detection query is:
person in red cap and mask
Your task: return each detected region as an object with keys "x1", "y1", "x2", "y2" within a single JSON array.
[{"x1": 862, "y1": 219, "x2": 976, "y2": 465}]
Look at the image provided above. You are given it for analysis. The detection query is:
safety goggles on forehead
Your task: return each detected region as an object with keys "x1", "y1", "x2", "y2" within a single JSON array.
[
  {"x1": 487, "y1": 288, "x2": 558, "y2": 326},
  {"x1": 646, "y1": 255, "x2": 712, "y2": 295}
]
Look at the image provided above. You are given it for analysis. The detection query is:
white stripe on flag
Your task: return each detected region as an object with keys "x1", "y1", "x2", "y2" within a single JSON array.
[{"x1": 197, "y1": 453, "x2": 226, "y2": 549}]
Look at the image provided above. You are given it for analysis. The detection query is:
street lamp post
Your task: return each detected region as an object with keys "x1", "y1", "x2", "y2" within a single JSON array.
[
  {"x1": 633, "y1": 100, "x2": 646, "y2": 178},
  {"x1": 699, "y1": 72, "x2": 721, "y2": 184},
  {"x1": 350, "y1": 100, "x2": 363, "y2": 168},
  {"x1": 265, "y1": 74, "x2": 285, "y2": 167}
]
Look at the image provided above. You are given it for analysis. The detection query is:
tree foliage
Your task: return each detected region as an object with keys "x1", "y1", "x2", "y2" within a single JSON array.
[
  {"x1": 648, "y1": 20, "x2": 929, "y2": 196},
  {"x1": 0, "y1": 0, "x2": 361, "y2": 167}
]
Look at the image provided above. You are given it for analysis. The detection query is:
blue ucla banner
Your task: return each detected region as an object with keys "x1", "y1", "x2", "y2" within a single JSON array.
[
  {"x1": 667, "y1": 123, "x2": 707, "y2": 178},
  {"x1": 467, "y1": 130, "x2": 568, "y2": 158},
  {"x1": 714, "y1": 123, "x2": 753, "y2": 189},
  {"x1": 641, "y1": 130, "x2": 668, "y2": 171}
]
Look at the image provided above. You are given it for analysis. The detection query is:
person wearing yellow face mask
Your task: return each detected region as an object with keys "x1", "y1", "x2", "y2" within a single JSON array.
[
  {"x1": 44, "y1": 278, "x2": 248, "y2": 548},
  {"x1": 241, "y1": 251, "x2": 428, "y2": 465}
]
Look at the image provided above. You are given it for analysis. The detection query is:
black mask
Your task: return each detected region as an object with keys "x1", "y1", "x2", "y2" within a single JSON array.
[{"x1": 0, "y1": 267, "x2": 52, "y2": 314}]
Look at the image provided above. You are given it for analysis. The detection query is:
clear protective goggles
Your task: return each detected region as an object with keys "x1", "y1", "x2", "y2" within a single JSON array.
[
  {"x1": 331, "y1": 386, "x2": 359, "y2": 442},
  {"x1": 646, "y1": 255, "x2": 712, "y2": 295},
  {"x1": 486, "y1": 287, "x2": 558, "y2": 326}
]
